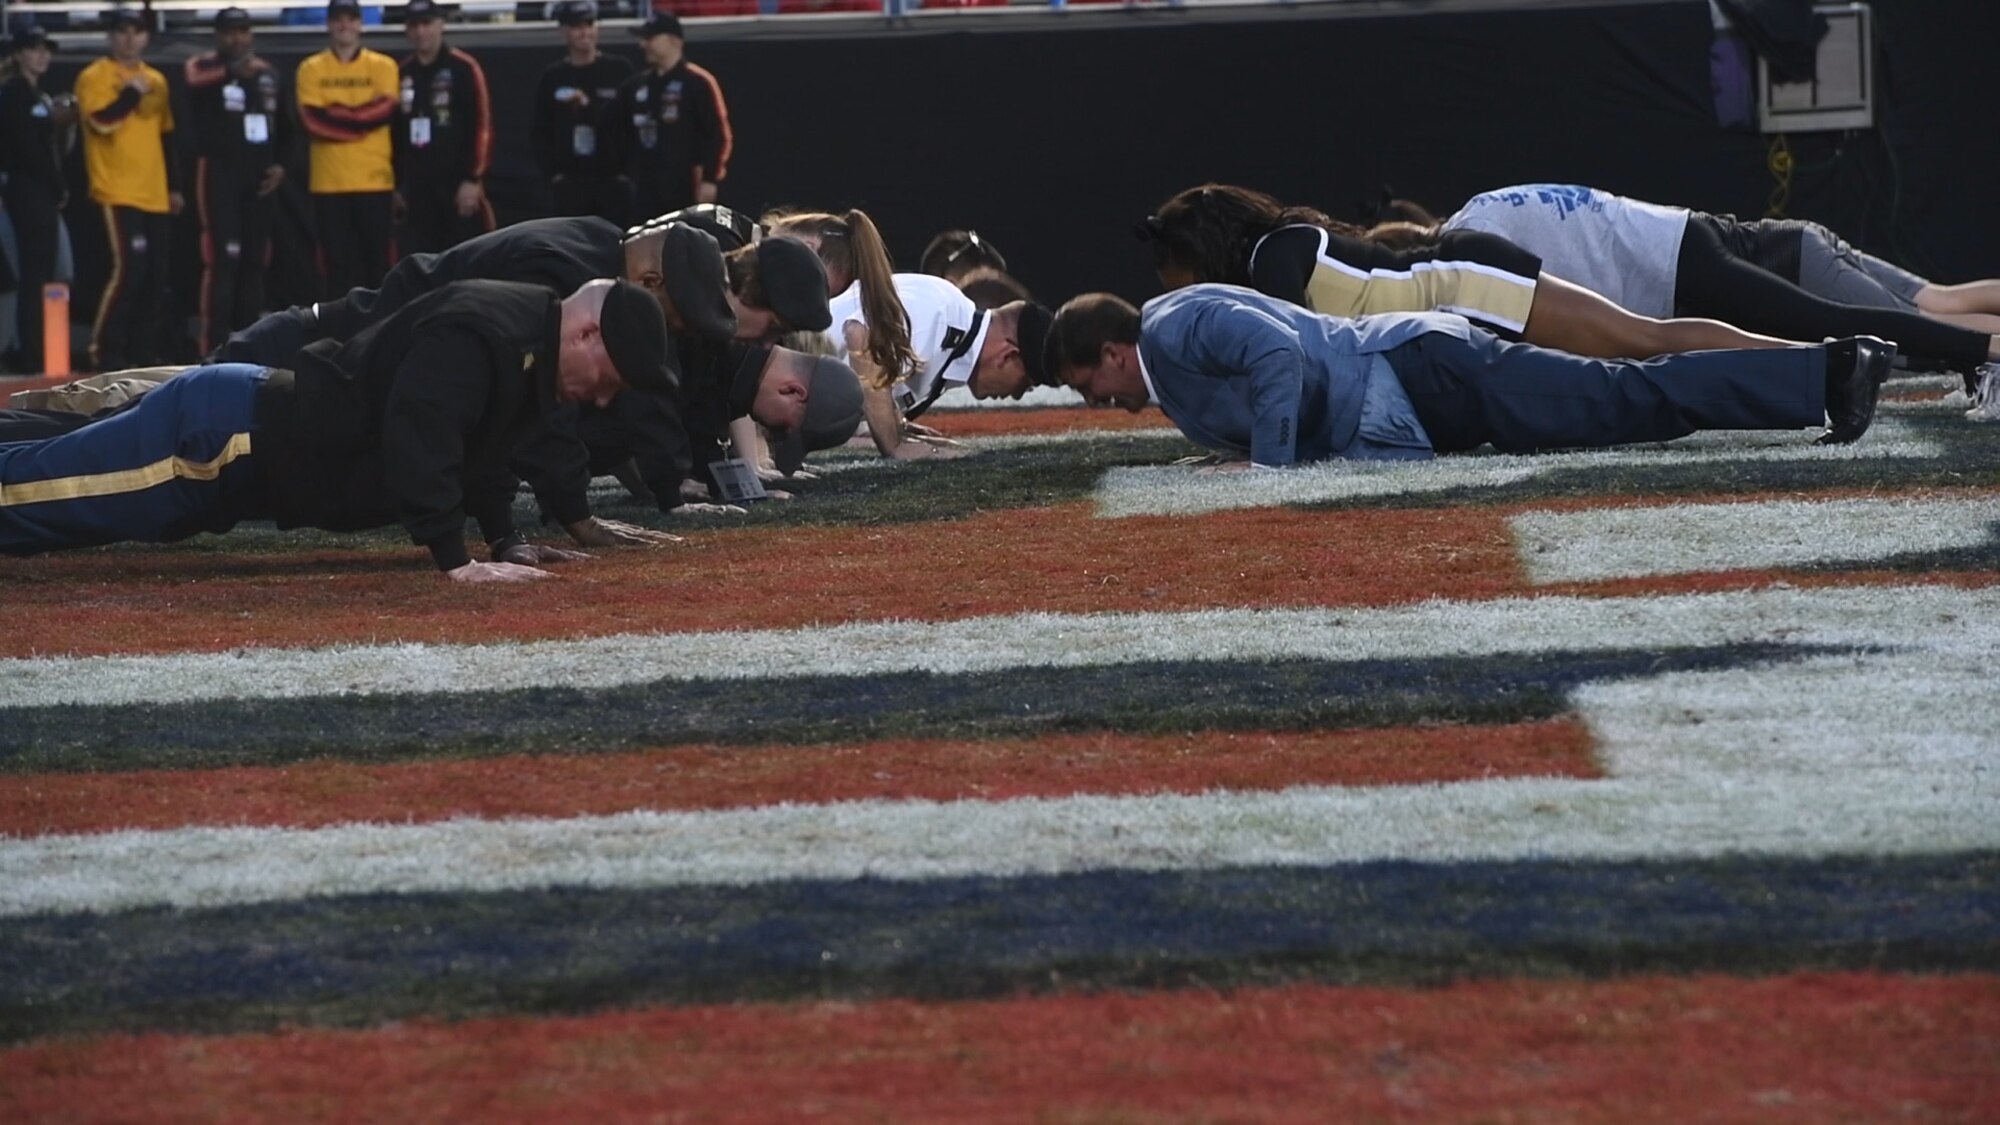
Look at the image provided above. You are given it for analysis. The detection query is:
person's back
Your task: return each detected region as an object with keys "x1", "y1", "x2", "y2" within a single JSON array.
[
  {"x1": 1442, "y1": 184, "x2": 1688, "y2": 318},
  {"x1": 325, "y1": 215, "x2": 623, "y2": 335},
  {"x1": 1139, "y1": 283, "x2": 1467, "y2": 464},
  {"x1": 264, "y1": 279, "x2": 558, "y2": 543},
  {"x1": 827, "y1": 272, "x2": 985, "y2": 406}
]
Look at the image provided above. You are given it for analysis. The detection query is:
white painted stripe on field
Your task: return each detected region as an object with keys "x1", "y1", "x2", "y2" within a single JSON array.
[
  {"x1": 931, "y1": 385, "x2": 1085, "y2": 410},
  {"x1": 779, "y1": 427, "x2": 1188, "y2": 477},
  {"x1": 1512, "y1": 496, "x2": 2000, "y2": 584},
  {"x1": 5, "y1": 582, "x2": 1997, "y2": 915},
  {"x1": 1094, "y1": 418, "x2": 1940, "y2": 517},
  {"x1": 2, "y1": 584, "x2": 1996, "y2": 710}
]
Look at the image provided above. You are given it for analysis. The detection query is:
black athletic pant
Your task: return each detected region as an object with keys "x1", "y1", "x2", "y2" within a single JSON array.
[
  {"x1": 550, "y1": 172, "x2": 633, "y2": 229},
  {"x1": 399, "y1": 179, "x2": 497, "y2": 257},
  {"x1": 90, "y1": 204, "x2": 174, "y2": 371},
  {"x1": 1675, "y1": 214, "x2": 1989, "y2": 373},
  {"x1": 312, "y1": 191, "x2": 394, "y2": 300},
  {"x1": 196, "y1": 159, "x2": 276, "y2": 357},
  {"x1": 3, "y1": 180, "x2": 62, "y2": 371}
]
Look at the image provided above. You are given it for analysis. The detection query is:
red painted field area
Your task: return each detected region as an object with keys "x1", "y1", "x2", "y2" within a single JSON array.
[
  {"x1": 5, "y1": 973, "x2": 1993, "y2": 1124},
  {"x1": 0, "y1": 719, "x2": 1599, "y2": 836}
]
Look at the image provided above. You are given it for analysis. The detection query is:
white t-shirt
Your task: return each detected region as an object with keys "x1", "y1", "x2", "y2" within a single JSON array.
[
  {"x1": 825, "y1": 273, "x2": 991, "y2": 411},
  {"x1": 1442, "y1": 184, "x2": 1690, "y2": 319}
]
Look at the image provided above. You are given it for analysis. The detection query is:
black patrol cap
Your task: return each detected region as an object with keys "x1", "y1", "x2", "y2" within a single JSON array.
[
  {"x1": 654, "y1": 222, "x2": 736, "y2": 344},
  {"x1": 1016, "y1": 301, "x2": 1055, "y2": 388},
  {"x1": 102, "y1": 7, "x2": 149, "y2": 29},
  {"x1": 599, "y1": 279, "x2": 675, "y2": 395},
  {"x1": 770, "y1": 354, "x2": 865, "y2": 475},
  {"x1": 403, "y1": 0, "x2": 445, "y2": 23},
  {"x1": 755, "y1": 237, "x2": 831, "y2": 333}
]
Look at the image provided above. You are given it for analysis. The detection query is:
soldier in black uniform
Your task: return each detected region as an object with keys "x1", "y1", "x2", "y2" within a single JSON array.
[
  {"x1": 181, "y1": 8, "x2": 290, "y2": 357},
  {"x1": 531, "y1": 0, "x2": 633, "y2": 226},
  {"x1": 394, "y1": 0, "x2": 493, "y2": 256},
  {"x1": 207, "y1": 215, "x2": 858, "y2": 537},
  {"x1": 617, "y1": 14, "x2": 731, "y2": 219},
  {"x1": 0, "y1": 278, "x2": 674, "y2": 582},
  {"x1": 0, "y1": 24, "x2": 74, "y2": 371}
]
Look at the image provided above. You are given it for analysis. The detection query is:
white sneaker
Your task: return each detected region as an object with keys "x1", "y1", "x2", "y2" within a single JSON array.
[{"x1": 1967, "y1": 364, "x2": 2000, "y2": 423}]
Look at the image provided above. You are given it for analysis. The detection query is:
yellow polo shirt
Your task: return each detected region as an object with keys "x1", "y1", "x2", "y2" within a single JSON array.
[
  {"x1": 296, "y1": 47, "x2": 399, "y2": 194},
  {"x1": 76, "y1": 56, "x2": 175, "y2": 213}
]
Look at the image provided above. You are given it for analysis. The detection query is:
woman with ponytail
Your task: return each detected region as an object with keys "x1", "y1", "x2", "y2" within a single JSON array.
[{"x1": 766, "y1": 208, "x2": 986, "y2": 460}]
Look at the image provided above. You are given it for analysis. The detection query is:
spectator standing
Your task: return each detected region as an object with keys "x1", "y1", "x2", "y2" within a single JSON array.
[
  {"x1": 0, "y1": 24, "x2": 74, "y2": 370},
  {"x1": 76, "y1": 7, "x2": 181, "y2": 370},
  {"x1": 182, "y1": 7, "x2": 289, "y2": 356},
  {"x1": 296, "y1": 0, "x2": 398, "y2": 296},
  {"x1": 394, "y1": 0, "x2": 493, "y2": 255},
  {"x1": 617, "y1": 13, "x2": 730, "y2": 219},
  {"x1": 531, "y1": 0, "x2": 632, "y2": 226}
]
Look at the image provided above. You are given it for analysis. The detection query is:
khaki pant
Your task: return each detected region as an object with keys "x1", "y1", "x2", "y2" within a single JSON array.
[{"x1": 7, "y1": 366, "x2": 187, "y2": 414}]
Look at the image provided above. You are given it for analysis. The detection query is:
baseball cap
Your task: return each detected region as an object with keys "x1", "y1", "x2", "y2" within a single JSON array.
[
  {"x1": 599, "y1": 279, "x2": 675, "y2": 395},
  {"x1": 326, "y1": 0, "x2": 363, "y2": 17},
  {"x1": 554, "y1": 0, "x2": 597, "y2": 23},
  {"x1": 403, "y1": 0, "x2": 444, "y2": 22},
  {"x1": 6, "y1": 24, "x2": 57, "y2": 50},
  {"x1": 102, "y1": 7, "x2": 148, "y2": 29},
  {"x1": 768, "y1": 353, "x2": 864, "y2": 475},
  {"x1": 634, "y1": 12, "x2": 683, "y2": 38},
  {"x1": 754, "y1": 237, "x2": 831, "y2": 333},
  {"x1": 653, "y1": 222, "x2": 736, "y2": 344},
  {"x1": 213, "y1": 6, "x2": 253, "y2": 28}
]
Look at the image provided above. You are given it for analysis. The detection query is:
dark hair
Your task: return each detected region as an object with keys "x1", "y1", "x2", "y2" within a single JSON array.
[
  {"x1": 1042, "y1": 293, "x2": 1140, "y2": 385},
  {"x1": 920, "y1": 229, "x2": 1007, "y2": 281},
  {"x1": 1364, "y1": 220, "x2": 1442, "y2": 251},
  {"x1": 1138, "y1": 183, "x2": 1364, "y2": 285},
  {"x1": 1378, "y1": 197, "x2": 1439, "y2": 226},
  {"x1": 767, "y1": 208, "x2": 914, "y2": 387},
  {"x1": 955, "y1": 266, "x2": 1033, "y2": 311}
]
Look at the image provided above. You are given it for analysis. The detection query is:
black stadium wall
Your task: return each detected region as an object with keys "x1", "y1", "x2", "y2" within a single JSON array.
[{"x1": 43, "y1": 0, "x2": 1997, "y2": 349}]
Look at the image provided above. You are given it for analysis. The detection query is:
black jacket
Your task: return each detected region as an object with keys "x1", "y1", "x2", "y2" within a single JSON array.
[
  {"x1": 530, "y1": 54, "x2": 633, "y2": 179},
  {"x1": 616, "y1": 59, "x2": 731, "y2": 212},
  {"x1": 180, "y1": 51, "x2": 291, "y2": 171},
  {"x1": 321, "y1": 214, "x2": 624, "y2": 335},
  {"x1": 395, "y1": 45, "x2": 492, "y2": 191},
  {"x1": 256, "y1": 280, "x2": 559, "y2": 570},
  {"x1": 0, "y1": 75, "x2": 63, "y2": 196}
]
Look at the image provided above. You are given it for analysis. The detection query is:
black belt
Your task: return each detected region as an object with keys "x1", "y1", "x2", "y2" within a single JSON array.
[{"x1": 902, "y1": 309, "x2": 985, "y2": 422}]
